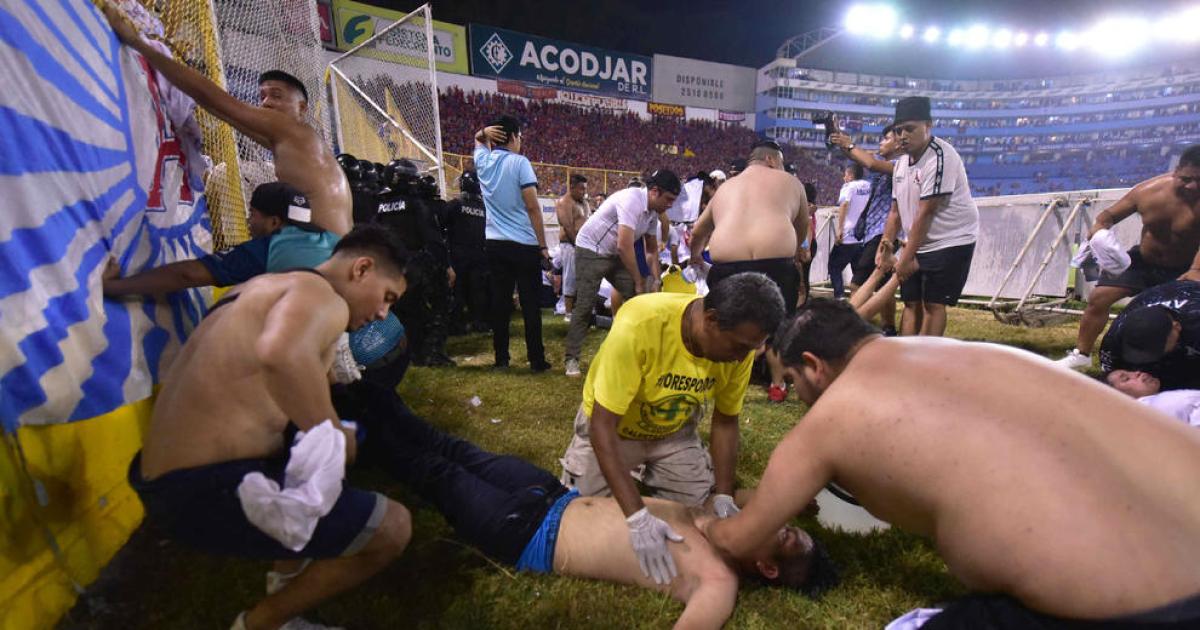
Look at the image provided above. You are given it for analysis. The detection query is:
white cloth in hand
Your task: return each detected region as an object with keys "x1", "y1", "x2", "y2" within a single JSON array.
[
  {"x1": 712, "y1": 494, "x2": 740, "y2": 518},
  {"x1": 626, "y1": 507, "x2": 684, "y2": 585},
  {"x1": 238, "y1": 420, "x2": 346, "y2": 551},
  {"x1": 329, "y1": 332, "x2": 363, "y2": 384},
  {"x1": 1089, "y1": 229, "x2": 1131, "y2": 275}
]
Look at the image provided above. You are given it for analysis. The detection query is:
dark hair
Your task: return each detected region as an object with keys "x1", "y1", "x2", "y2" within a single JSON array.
[
  {"x1": 846, "y1": 163, "x2": 865, "y2": 180},
  {"x1": 882, "y1": 123, "x2": 896, "y2": 138},
  {"x1": 774, "y1": 299, "x2": 879, "y2": 366},
  {"x1": 772, "y1": 535, "x2": 839, "y2": 597},
  {"x1": 803, "y1": 182, "x2": 818, "y2": 203},
  {"x1": 489, "y1": 114, "x2": 522, "y2": 146},
  {"x1": 1179, "y1": 144, "x2": 1200, "y2": 169},
  {"x1": 570, "y1": 174, "x2": 588, "y2": 186},
  {"x1": 704, "y1": 272, "x2": 785, "y2": 335},
  {"x1": 258, "y1": 70, "x2": 308, "y2": 102},
  {"x1": 749, "y1": 140, "x2": 784, "y2": 162},
  {"x1": 645, "y1": 169, "x2": 682, "y2": 196},
  {"x1": 332, "y1": 224, "x2": 409, "y2": 276}
]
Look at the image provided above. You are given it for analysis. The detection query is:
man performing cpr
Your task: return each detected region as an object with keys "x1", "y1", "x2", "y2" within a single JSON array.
[
  {"x1": 559, "y1": 273, "x2": 785, "y2": 585},
  {"x1": 128, "y1": 226, "x2": 412, "y2": 630},
  {"x1": 103, "y1": 4, "x2": 353, "y2": 236},
  {"x1": 705, "y1": 300, "x2": 1200, "y2": 628}
]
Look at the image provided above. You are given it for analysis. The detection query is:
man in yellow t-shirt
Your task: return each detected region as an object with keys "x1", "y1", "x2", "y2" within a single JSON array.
[{"x1": 559, "y1": 273, "x2": 786, "y2": 585}]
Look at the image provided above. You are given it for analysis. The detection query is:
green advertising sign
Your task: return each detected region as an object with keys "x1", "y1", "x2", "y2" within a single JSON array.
[{"x1": 332, "y1": 0, "x2": 468, "y2": 74}]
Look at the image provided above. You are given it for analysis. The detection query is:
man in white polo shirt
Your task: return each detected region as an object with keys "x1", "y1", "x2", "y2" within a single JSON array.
[
  {"x1": 564, "y1": 170, "x2": 681, "y2": 377},
  {"x1": 829, "y1": 164, "x2": 872, "y2": 299},
  {"x1": 878, "y1": 96, "x2": 979, "y2": 336}
]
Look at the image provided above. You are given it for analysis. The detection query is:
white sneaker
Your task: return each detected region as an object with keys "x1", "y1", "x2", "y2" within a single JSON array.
[
  {"x1": 232, "y1": 611, "x2": 344, "y2": 630},
  {"x1": 1055, "y1": 349, "x2": 1092, "y2": 370},
  {"x1": 266, "y1": 559, "x2": 311, "y2": 595},
  {"x1": 565, "y1": 358, "x2": 581, "y2": 377}
]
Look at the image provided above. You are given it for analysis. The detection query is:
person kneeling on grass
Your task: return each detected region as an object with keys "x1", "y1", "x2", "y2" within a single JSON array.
[
  {"x1": 704, "y1": 299, "x2": 1200, "y2": 629},
  {"x1": 335, "y1": 381, "x2": 836, "y2": 630}
]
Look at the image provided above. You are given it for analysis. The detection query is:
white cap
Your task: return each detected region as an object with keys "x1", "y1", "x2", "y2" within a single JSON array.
[{"x1": 709, "y1": 169, "x2": 727, "y2": 181}]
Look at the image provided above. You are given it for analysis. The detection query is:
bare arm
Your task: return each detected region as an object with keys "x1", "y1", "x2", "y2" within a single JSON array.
[
  {"x1": 254, "y1": 278, "x2": 354, "y2": 460},
  {"x1": 104, "y1": 259, "x2": 215, "y2": 296},
  {"x1": 589, "y1": 403, "x2": 645, "y2": 516},
  {"x1": 831, "y1": 133, "x2": 894, "y2": 175},
  {"x1": 1089, "y1": 187, "x2": 1139, "y2": 238},
  {"x1": 673, "y1": 573, "x2": 738, "y2": 630},
  {"x1": 793, "y1": 188, "x2": 811, "y2": 264},
  {"x1": 616, "y1": 225, "x2": 646, "y2": 293},
  {"x1": 709, "y1": 411, "x2": 739, "y2": 497},
  {"x1": 689, "y1": 206, "x2": 716, "y2": 266},
  {"x1": 645, "y1": 233, "x2": 662, "y2": 283},
  {"x1": 876, "y1": 200, "x2": 901, "y2": 272},
  {"x1": 521, "y1": 187, "x2": 549, "y2": 252},
  {"x1": 835, "y1": 201, "x2": 849, "y2": 243},
  {"x1": 705, "y1": 420, "x2": 832, "y2": 559}
]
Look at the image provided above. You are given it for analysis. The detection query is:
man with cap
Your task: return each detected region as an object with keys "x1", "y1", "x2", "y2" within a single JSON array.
[
  {"x1": 103, "y1": 5, "x2": 353, "y2": 236},
  {"x1": 563, "y1": 170, "x2": 681, "y2": 378},
  {"x1": 444, "y1": 170, "x2": 491, "y2": 334},
  {"x1": 1056, "y1": 145, "x2": 1200, "y2": 370},
  {"x1": 709, "y1": 170, "x2": 728, "y2": 189},
  {"x1": 877, "y1": 96, "x2": 979, "y2": 337},
  {"x1": 1098, "y1": 280, "x2": 1200, "y2": 391},
  {"x1": 688, "y1": 140, "x2": 810, "y2": 402},
  {"x1": 474, "y1": 116, "x2": 553, "y2": 372}
]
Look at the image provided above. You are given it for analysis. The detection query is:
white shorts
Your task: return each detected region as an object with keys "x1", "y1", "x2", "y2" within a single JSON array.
[{"x1": 560, "y1": 242, "x2": 577, "y2": 297}]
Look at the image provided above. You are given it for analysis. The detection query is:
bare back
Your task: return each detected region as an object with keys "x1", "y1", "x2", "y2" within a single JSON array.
[
  {"x1": 140, "y1": 273, "x2": 341, "y2": 479},
  {"x1": 555, "y1": 497, "x2": 738, "y2": 627},
  {"x1": 810, "y1": 338, "x2": 1200, "y2": 617},
  {"x1": 1128, "y1": 174, "x2": 1200, "y2": 267},
  {"x1": 272, "y1": 124, "x2": 353, "y2": 236},
  {"x1": 706, "y1": 164, "x2": 806, "y2": 262}
]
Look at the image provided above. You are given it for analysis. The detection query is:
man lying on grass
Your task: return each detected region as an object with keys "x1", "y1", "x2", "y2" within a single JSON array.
[
  {"x1": 704, "y1": 299, "x2": 1200, "y2": 629},
  {"x1": 337, "y1": 381, "x2": 837, "y2": 630}
]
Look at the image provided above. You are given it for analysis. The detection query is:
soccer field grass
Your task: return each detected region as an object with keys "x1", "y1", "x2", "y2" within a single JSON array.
[{"x1": 62, "y1": 307, "x2": 1088, "y2": 629}]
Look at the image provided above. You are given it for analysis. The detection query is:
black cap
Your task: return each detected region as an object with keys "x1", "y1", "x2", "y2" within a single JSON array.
[
  {"x1": 645, "y1": 169, "x2": 682, "y2": 196},
  {"x1": 894, "y1": 96, "x2": 932, "y2": 125},
  {"x1": 250, "y1": 182, "x2": 310, "y2": 223},
  {"x1": 1121, "y1": 306, "x2": 1176, "y2": 365}
]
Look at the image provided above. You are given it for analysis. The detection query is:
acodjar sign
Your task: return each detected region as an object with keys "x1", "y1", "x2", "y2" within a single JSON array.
[{"x1": 469, "y1": 24, "x2": 651, "y2": 100}]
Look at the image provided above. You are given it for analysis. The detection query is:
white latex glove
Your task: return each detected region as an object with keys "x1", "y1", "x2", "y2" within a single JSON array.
[
  {"x1": 712, "y1": 494, "x2": 740, "y2": 519},
  {"x1": 627, "y1": 507, "x2": 684, "y2": 585},
  {"x1": 329, "y1": 332, "x2": 363, "y2": 385}
]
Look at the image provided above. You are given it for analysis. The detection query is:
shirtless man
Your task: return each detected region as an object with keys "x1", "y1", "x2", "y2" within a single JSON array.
[
  {"x1": 127, "y1": 225, "x2": 412, "y2": 630},
  {"x1": 556, "y1": 174, "x2": 591, "y2": 317},
  {"x1": 103, "y1": 4, "x2": 353, "y2": 236},
  {"x1": 1057, "y1": 145, "x2": 1200, "y2": 369},
  {"x1": 705, "y1": 299, "x2": 1200, "y2": 628},
  {"x1": 690, "y1": 140, "x2": 810, "y2": 402},
  {"x1": 335, "y1": 381, "x2": 836, "y2": 630}
]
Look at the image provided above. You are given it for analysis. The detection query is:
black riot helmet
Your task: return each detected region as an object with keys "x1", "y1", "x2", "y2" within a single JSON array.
[
  {"x1": 459, "y1": 170, "x2": 481, "y2": 195},
  {"x1": 383, "y1": 159, "x2": 421, "y2": 189},
  {"x1": 337, "y1": 153, "x2": 361, "y2": 181}
]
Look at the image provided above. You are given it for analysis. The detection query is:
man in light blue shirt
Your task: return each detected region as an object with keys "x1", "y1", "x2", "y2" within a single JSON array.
[{"x1": 474, "y1": 115, "x2": 552, "y2": 371}]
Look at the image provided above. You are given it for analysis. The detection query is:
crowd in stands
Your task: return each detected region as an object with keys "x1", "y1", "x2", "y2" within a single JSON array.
[{"x1": 438, "y1": 87, "x2": 844, "y2": 204}]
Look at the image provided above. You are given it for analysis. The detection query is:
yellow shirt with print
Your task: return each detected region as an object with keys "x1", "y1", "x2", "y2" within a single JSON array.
[{"x1": 582, "y1": 292, "x2": 754, "y2": 441}]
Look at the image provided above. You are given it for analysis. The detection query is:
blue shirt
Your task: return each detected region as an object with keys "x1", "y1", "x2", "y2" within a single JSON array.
[
  {"x1": 474, "y1": 144, "x2": 539, "y2": 245},
  {"x1": 856, "y1": 157, "x2": 896, "y2": 242},
  {"x1": 199, "y1": 225, "x2": 339, "y2": 287}
]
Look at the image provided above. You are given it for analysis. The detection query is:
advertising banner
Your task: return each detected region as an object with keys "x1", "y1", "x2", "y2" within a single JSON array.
[
  {"x1": 470, "y1": 24, "x2": 651, "y2": 100},
  {"x1": 332, "y1": 0, "x2": 469, "y2": 74},
  {"x1": 652, "y1": 54, "x2": 756, "y2": 112},
  {"x1": 718, "y1": 110, "x2": 747, "y2": 122},
  {"x1": 648, "y1": 101, "x2": 685, "y2": 117},
  {"x1": 557, "y1": 89, "x2": 628, "y2": 110}
]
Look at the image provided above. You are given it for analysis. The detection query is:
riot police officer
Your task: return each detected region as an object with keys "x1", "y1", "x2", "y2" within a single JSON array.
[{"x1": 444, "y1": 170, "x2": 490, "y2": 334}]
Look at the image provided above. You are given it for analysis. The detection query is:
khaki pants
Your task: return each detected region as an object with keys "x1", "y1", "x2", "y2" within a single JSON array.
[{"x1": 559, "y1": 404, "x2": 715, "y2": 506}]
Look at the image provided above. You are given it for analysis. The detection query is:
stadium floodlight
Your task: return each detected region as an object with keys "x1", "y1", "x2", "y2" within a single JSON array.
[
  {"x1": 947, "y1": 28, "x2": 965, "y2": 47},
  {"x1": 1055, "y1": 30, "x2": 1080, "y2": 51},
  {"x1": 844, "y1": 4, "x2": 898, "y2": 38},
  {"x1": 1164, "y1": 7, "x2": 1200, "y2": 42},
  {"x1": 1087, "y1": 17, "x2": 1148, "y2": 57},
  {"x1": 1034, "y1": 32, "x2": 1050, "y2": 46},
  {"x1": 991, "y1": 28, "x2": 1013, "y2": 49},
  {"x1": 922, "y1": 26, "x2": 941, "y2": 43},
  {"x1": 964, "y1": 24, "x2": 989, "y2": 50},
  {"x1": 899, "y1": 23, "x2": 915, "y2": 39},
  {"x1": 1013, "y1": 31, "x2": 1029, "y2": 47}
]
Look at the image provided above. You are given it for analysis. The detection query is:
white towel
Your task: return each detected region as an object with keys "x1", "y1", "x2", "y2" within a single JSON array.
[
  {"x1": 1139, "y1": 390, "x2": 1200, "y2": 427},
  {"x1": 238, "y1": 420, "x2": 346, "y2": 551},
  {"x1": 1089, "y1": 229, "x2": 1131, "y2": 276},
  {"x1": 885, "y1": 607, "x2": 944, "y2": 630}
]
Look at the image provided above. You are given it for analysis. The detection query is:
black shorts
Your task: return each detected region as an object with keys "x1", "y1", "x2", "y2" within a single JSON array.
[
  {"x1": 899, "y1": 242, "x2": 975, "y2": 306},
  {"x1": 1096, "y1": 246, "x2": 1189, "y2": 293},
  {"x1": 708, "y1": 257, "x2": 800, "y2": 315},
  {"x1": 922, "y1": 591, "x2": 1200, "y2": 629},
  {"x1": 851, "y1": 234, "x2": 895, "y2": 286}
]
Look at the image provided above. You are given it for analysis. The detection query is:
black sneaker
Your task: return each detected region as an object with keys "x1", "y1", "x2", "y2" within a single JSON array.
[
  {"x1": 491, "y1": 360, "x2": 510, "y2": 371},
  {"x1": 530, "y1": 360, "x2": 552, "y2": 373}
]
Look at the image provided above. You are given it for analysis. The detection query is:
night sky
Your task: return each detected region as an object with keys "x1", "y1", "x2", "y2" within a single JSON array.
[{"x1": 364, "y1": 0, "x2": 1186, "y2": 69}]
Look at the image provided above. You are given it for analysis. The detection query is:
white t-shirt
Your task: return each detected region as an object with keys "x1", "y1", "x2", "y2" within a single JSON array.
[
  {"x1": 837, "y1": 179, "x2": 872, "y2": 245},
  {"x1": 1139, "y1": 390, "x2": 1200, "y2": 427},
  {"x1": 891, "y1": 137, "x2": 978, "y2": 253},
  {"x1": 576, "y1": 187, "x2": 660, "y2": 257}
]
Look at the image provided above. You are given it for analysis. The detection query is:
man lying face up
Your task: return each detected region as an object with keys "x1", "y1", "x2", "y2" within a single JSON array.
[
  {"x1": 335, "y1": 381, "x2": 837, "y2": 630},
  {"x1": 704, "y1": 299, "x2": 1200, "y2": 629}
]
